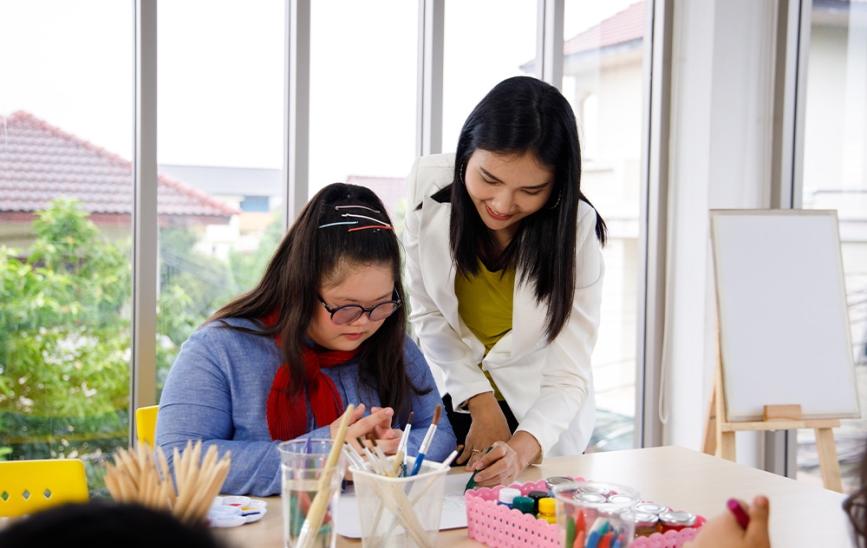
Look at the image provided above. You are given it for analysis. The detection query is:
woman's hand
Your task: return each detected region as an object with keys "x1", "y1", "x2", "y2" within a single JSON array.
[
  {"x1": 457, "y1": 392, "x2": 512, "y2": 466},
  {"x1": 469, "y1": 431, "x2": 541, "y2": 487},
  {"x1": 687, "y1": 496, "x2": 771, "y2": 548},
  {"x1": 331, "y1": 404, "x2": 401, "y2": 454}
]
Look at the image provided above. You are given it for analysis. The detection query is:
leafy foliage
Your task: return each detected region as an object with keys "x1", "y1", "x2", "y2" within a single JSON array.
[{"x1": 0, "y1": 199, "x2": 280, "y2": 475}]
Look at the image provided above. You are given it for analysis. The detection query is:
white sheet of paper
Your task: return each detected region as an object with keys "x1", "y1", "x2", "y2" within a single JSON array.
[{"x1": 335, "y1": 472, "x2": 471, "y2": 539}]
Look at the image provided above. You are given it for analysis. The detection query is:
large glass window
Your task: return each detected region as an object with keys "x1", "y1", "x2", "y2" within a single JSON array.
[
  {"x1": 563, "y1": 0, "x2": 648, "y2": 452},
  {"x1": 441, "y1": 0, "x2": 537, "y2": 153},
  {"x1": 0, "y1": 0, "x2": 133, "y2": 487},
  {"x1": 308, "y1": 0, "x2": 418, "y2": 228},
  {"x1": 156, "y1": 0, "x2": 285, "y2": 395},
  {"x1": 798, "y1": 0, "x2": 867, "y2": 489}
]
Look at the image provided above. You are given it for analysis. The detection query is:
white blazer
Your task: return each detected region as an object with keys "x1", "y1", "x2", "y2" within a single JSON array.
[{"x1": 402, "y1": 153, "x2": 605, "y2": 456}]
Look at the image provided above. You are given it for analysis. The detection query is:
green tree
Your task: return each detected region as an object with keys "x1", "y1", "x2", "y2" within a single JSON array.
[
  {"x1": 0, "y1": 200, "x2": 283, "y2": 477},
  {"x1": 0, "y1": 199, "x2": 130, "y2": 465},
  {"x1": 227, "y1": 215, "x2": 283, "y2": 292}
]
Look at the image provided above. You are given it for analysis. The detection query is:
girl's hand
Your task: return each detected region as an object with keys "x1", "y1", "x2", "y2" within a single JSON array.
[
  {"x1": 369, "y1": 406, "x2": 402, "y2": 454},
  {"x1": 457, "y1": 393, "x2": 511, "y2": 466},
  {"x1": 687, "y1": 496, "x2": 770, "y2": 548},
  {"x1": 331, "y1": 404, "x2": 398, "y2": 453}
]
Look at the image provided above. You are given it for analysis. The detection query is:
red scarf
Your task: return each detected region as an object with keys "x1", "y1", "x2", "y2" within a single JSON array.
[{"x1": 263, "y1": 313, "x2": 359, "y2": 441}]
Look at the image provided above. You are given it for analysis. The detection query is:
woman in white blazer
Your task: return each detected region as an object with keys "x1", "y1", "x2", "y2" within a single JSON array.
[{"x1": 403, "y1": 76, "x2": 607, "y2": 486}]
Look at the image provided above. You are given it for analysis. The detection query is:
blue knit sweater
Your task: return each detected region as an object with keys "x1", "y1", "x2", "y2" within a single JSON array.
[{"x1": 156, "y1": 318, "x2": 456, "y2": 496}]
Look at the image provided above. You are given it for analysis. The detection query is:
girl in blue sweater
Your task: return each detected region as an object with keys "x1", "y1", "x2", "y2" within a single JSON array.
[{"x1": 156, "y1": 183, "x2": 456, "y2": 496}]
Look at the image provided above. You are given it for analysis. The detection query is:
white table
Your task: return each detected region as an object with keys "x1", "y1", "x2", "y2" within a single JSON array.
[{"x1": 216, "y1": 446, "x2": 853, "y2": 547}]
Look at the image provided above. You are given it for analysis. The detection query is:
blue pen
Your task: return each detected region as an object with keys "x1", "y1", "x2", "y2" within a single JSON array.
[
  {"x1": 586, "y1": 531, "x2": 600, "y2": 548},
  {"x1": 409, "y1": 404, "x2": 442, "y2": 476}
]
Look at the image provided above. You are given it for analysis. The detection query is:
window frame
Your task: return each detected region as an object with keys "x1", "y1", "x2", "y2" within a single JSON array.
[{"x1": 128, "y1": 0, "x2": 662, "y2": 450}]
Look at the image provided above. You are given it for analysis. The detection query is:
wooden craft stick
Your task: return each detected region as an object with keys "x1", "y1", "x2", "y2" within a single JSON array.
[
  {"x1": 115, "y1": 468, "x2": 134, "y2": 502},
  {"x1": 175, "y1": 441, "x2": 201, "y2": 511},
  {"x1": 120, "y1": 448, "x2": 141, "y2": 487},
  {"x1": 374, "y1": 480, "x2": 434, "y2": 547},
  {"x1": 103, "y1": 440, "x2": 233, "y2": 523},
  {"x1": 179, "y1": 440, "x2": 195, "y2": 489},
  {"x1": 103, "y1": 464, "x2": 121, "y2": 500},
  {"x1": 298, "y1": 405, "x2": 354, "y2": 548},
  {"x1": 189, "y1": 455, "x2": 232, "y2": 522},
  {"x1": 180, "y1": 445, "x2": 219, "y2": 522},
  {"x1": 172, "y1": 447, "x2": 185, "y2": 494}
]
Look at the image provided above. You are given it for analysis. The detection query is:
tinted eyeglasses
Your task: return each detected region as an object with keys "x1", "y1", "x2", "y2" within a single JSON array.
[{"x1": 318, "y1": 291, "x2": 402, "y2": 325}]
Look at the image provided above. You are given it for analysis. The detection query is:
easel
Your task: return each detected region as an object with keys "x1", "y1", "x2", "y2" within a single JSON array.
[
  {"x1": 703, "y1": 210, "x2": 858, "y2": 495},
  {"x1": 702, "y1": 353, "x2": 844, "y2": 493}
]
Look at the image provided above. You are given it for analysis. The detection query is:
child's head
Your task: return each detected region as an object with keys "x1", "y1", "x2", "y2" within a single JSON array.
[
  {"x1": 300, "y1": 185, "x2": 404, "y2": 352},
  {"x1": 0, "y1": 501, "x2": 224, "y2": 548},
  {"x1": 214, "y1": 183, "x2": 420, "y2": 413}
]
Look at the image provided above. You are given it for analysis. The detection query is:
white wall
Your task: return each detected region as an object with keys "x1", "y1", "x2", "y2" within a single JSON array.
[{"x1": 664, "y1": 0, "x2": 778, "y2": 466}]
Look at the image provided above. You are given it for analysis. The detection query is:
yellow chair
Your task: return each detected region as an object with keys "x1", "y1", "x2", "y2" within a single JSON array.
[
  {"x1": 0, "y1": 459, "x2": 89, "y2": 517},
  {"x1": 135, "y1": 405, "x2": 159, "y2": 447}
]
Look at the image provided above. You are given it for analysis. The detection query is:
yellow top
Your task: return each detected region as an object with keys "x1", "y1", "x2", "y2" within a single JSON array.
[{"x1": 454, "y1": 260, "x2": 516, "y2": 401}]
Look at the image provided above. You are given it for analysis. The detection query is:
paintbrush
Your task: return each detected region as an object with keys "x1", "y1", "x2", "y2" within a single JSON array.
[{"x1": 409, "y1": 404, "x2": 441, "y2": 476}]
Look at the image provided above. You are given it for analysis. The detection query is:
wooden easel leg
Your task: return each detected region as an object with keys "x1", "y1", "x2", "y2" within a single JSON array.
[
  {"x1": 815, "y1": 427, "x2": 843, "y2": 493},
  {"x1": 703, "y1": 388, "x2": 717, "y2": 455},
  {"x1": 717, "y1": 430, "x2": 736, "y2": 461}
]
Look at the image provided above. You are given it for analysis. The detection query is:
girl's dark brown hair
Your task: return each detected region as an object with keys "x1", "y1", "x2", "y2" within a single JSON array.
[{"x1": 210, "y1": 183, "x2": 427, "y2": 416}]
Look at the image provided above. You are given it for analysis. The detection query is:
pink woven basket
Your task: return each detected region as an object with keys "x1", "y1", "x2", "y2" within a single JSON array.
[{"x1": 464, "y1": 478, "x2": 704, "y2": 548}]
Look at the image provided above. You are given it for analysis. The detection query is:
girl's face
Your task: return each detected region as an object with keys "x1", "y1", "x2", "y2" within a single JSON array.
[
  {"x1": 464, "y1": 149, "x2": 555, "y2": 242},
  {"x1": 307, "y1": 261, "x2": 395, "y2": 352}
]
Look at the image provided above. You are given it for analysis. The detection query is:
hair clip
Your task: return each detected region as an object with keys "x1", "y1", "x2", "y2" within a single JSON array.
[
  {"x1": 335, "y1": 204, "x2": 382, "y2": 214},
  {"x1": 347, "y1": 225, "x2": 393, "y2": 232},
  {"x1": 340, "y1": 213, "x2": 389, "y2": 226},
  {"x1": 318, "y1": 221, "x2": 359, "y2": 229}
]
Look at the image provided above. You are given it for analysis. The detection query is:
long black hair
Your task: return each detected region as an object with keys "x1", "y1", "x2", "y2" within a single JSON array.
[
  {"x1": 432, "y1": 76, "x2": 607, "y2": 341},
  {"x1": 210, "y1": 183, "x2": 426, "y2": 417},
  {"x1": 844, "y1": 439, "x2": 867, "y2": 546}
]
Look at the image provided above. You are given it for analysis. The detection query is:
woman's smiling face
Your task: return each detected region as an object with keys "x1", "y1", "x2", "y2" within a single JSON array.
[{"x1": 463, "y1": 149, "x2": 555, "y2": 243}]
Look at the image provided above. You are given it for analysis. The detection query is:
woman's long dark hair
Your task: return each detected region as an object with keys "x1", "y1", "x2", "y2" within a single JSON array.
[
  {"x1": 210, "y1": 183, "x2": 425, "y2": 417},
  {"x1": 432, "y1": 76, "x2": 607, "y2": 341},
  {"x1": 844, "y1": 439, "x2": 867, "y2": 546}
]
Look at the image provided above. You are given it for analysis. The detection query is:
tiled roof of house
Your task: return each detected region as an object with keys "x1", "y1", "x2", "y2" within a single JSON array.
[
  {"x1": 564, "y1": 1, "x2": 645, "y2": 56},
  {"x1": 561, "y1": 0, "x2": 854, "y2": 57},
  {"x1": 0, "y1": 111, "x2": 238, "y2": 220}
]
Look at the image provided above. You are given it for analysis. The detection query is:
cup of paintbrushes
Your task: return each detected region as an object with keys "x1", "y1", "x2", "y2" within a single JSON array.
[{"x1": 350, "y1": 455, "x2": 449, "y2": 548}]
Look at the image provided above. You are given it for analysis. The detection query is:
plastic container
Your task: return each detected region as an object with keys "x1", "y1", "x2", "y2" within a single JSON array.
[
  {"x1": 553, "y1": 480, "x2": 637, "y2": 547},
  {"x1": 464, "y1": 478, "x2": 705, "y2": 548},
  {"x1": 278, "y1": 439, "x2": 345, "y2": 548},
  {"x1": 351, "y1": 455, "x2": 448, "y2": 548}
]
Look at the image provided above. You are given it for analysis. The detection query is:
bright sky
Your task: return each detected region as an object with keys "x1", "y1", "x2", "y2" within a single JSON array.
[{"x1": 0, "y1": 0, "x2": 638, "y2": 185}]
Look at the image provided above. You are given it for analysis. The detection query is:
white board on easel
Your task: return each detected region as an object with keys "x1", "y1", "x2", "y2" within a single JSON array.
[{"x1": 710, "y1": 210, "x2": 859, "y2": 422}]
